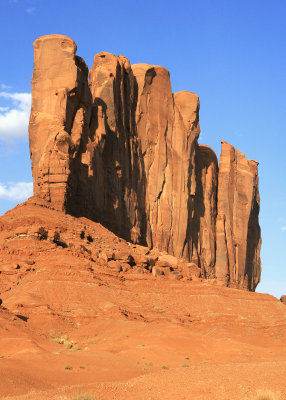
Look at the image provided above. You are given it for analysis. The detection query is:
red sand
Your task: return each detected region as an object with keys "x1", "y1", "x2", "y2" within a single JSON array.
[{"x1": 0, "y1": 200, "x2": 285, "y2": 400}]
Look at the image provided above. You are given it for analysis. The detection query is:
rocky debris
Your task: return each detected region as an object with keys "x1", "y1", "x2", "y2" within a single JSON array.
[
  {"x1": 215, "y1": 141, "x2": 261, "y2": 291},
  {"x1": 107, "y1": 260, "x2": 122, "y2": 272},
  {"x1": 280, "y1": 295, "x2": 286, "y2": 304},
  {"x1": 183, "y1": 263, "x2": 201, "y2": 280},
  {"x1": 28, "y1": 35, "x2": 261, "y2": 291}
]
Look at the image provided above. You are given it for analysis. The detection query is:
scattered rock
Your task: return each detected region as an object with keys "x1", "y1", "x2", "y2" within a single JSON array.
[
  {"x1": 158, "y1": 255, "x2": 178, "y2": 269},
  {"x1": 107, "y1": 260, "x2": 122, "y2": 272},
  {"x1": 152, "y1": 266, "x2": 165, "y2": 277}
]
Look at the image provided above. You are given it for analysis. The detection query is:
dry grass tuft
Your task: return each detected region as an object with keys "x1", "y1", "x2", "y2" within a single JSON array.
[
  {"x1": 245, "y1": 389, "x2": 281, "y2": 400},
  {"x1": 72, "y1": 394, "x2": 96, "y2": 400}
]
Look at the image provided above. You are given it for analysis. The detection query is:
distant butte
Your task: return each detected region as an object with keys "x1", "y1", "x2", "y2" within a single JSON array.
[{"x1": 28, "y1": 34, "x2": 261, "y2": 291}]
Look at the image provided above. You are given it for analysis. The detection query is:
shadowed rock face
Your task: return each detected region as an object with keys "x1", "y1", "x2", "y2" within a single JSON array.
[
  {"x1": 215, "y1": 141, "x2": 261, "y2": 290},
  {"x1": 29, "y1": 34, "x2": 261, "y2": 290}
]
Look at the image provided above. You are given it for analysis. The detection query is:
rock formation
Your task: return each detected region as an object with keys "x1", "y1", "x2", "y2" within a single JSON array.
[
  {"x1": 29, "y1": 34, "x2": 261, "y2": 290},
  {"x1": 215, "y1": 142, "x2": 261, "y2": 290},
  {"x1": 29, "y1": 35, "x2": 91, "y2": 211}
]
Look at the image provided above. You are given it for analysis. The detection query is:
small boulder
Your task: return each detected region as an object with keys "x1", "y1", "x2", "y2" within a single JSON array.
[
  {"x1": 158, "y1": 254, "x2": 179, "y2": 269},
  {"x1": 97, "y1": 258, "x2": 107, "y2": 267},
  {"x1": 155, "y1": 260, "x2": 172, "y2": 269},
  {"x1": 99, "y1": 251, "x2": 108, "y2": 262},
  {"x1": 152, "y1": 266, "x2": 165, "y2": 277},
  {"x1": 114, "y1": 250, "x2": 134, "y2": 265},
  {"x1": 280, "y1": 295, "x2": 286, "y2": 304},
  {"x1": 132, "y1": 253, "x2": 148, "y2": 265},
  {"x1": 107, "y1": 260, "x2": 122, "y2": 272},
  {"x1": 183, "y1": 262, "x2": 201, "y2": 280},
  {"x1": 121, "y1": 263, "x2": 131, "y2": 272}
]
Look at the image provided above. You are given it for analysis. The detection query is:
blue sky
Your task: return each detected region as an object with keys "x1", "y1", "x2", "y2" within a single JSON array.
[{"x1": 0, "y1": 0, "x2": 285, "y2": 298}]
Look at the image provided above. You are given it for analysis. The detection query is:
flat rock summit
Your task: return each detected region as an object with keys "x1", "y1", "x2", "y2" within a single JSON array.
[
  {"x1": 1, "y1": 35, "x2": 284, "y2": 400},
  {"x1": 29, "y1": 34, "x2": 261, "y2": 291}
]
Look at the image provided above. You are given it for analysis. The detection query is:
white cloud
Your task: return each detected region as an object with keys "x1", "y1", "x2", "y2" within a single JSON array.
[
  {"x1": 281, "y1": 227, "x2": 286, "y2": 231},
  {"x1": 0, "y1": 182, "x2": 33, "y2": 201},
  {"x1": 0, "y1": 92, "x2": 31, "y2": 142},
  {"x1": 0, "y1": 84, "x2": 12, "y2": 90},
  {"x1": 0, "y1": 106, "x2": 9, "y2": 112}
]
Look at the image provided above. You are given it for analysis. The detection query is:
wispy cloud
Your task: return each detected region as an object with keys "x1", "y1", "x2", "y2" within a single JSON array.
[
  {"x1": 281, "y1": 227, "x2": 286, "y2": 231},
  {"x1": 0, "y1": 106, "x2": 9, "y2": 112},
  {"x1": 0, "y1": 84, "x2": 12, "y2": 90},
  {"x1": 25, "y1": 7, "x2": 35, "y2": 14},
  {"x1": 0, "y1": 92, "x2": 31, "y2": 143},
  {"x1": 0, "y1": 182, "x2": 33, "y2": 201}
]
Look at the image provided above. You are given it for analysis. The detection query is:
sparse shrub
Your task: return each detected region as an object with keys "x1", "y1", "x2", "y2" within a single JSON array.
[
  {"x1": 64, "y1": 365, "x2": 72, "y2": 370},
  {"x1": 73, "y1": 394, "x2": 95, "y2": 400},
  {"x1": 86, "y1": 235, "x2": 93, "y2": 242},
  {"x1": 51, "y1": 335, "x2": 74, "y2": 350},
  {"x1": 38, "y1": 227, "x2": 48, "y2": 240},
  {"x1": 245, "y1": 390, "x2": 281, "y2": 400}
]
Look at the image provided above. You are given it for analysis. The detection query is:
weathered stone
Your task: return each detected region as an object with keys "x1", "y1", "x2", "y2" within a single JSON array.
[
  {"x1": 113, "y1": 250, "x2": 134, "y2": 264},
  {"x1": 86, "y1": 53, "x2": 145, "y2": 242},
  {"x1": 158, "y1": 255, "x2": 179, "y2": 270},
  {"x1": 107, "y1": 260, "x2": 122, "y2": 272},
  {"x1": 184, "y1": 144, "x2": 218, "y2": 278},
  {"x1": 155, "y1": 260, "x2": 172, "y2": 269},
  {"x1": 184, "y1": 262, "x2": 201, "y2": 280},
  {"x1": 29, "y1": 35, "x2": 91, "y2": 211},
  {"x1": 215, "y1": 141, "x2": 261, "y2": 291},
  {"x1": 28, "y1": 35, "x2": 261, "y2": 292},
  {"x1": 132, "y1": 66, "x2": 201, "y2": 260},
  {"x1": 280, "y1": 295, "x2": 286, "y2": 304},
  {"x1": 152, "y1": 266, "x2": 164, "y2": 277}
]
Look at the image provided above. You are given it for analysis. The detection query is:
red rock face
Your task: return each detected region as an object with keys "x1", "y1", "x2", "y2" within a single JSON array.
[
  {"x1": 29, "y1": 35, "x2": 91, "y2": 211},
  {"x1": 29, "y1": 35, "x2": 261, "y2": 290},
  {"x1": 215, "y1": 141, "x2": 261, "y2": 290}
]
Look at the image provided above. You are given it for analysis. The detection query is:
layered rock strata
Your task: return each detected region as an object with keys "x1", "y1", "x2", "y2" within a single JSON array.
[{"x1": 29, "y1": 34, "x2": 261, "y2": 290}]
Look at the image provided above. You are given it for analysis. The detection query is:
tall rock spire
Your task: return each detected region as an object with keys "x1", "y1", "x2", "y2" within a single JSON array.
[{"x1": 215, "y1": 141, "x2": 261, "y2": 290}]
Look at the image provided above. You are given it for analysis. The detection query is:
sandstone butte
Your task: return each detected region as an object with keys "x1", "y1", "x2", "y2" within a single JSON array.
[
  {"x1": 29, "y1": 34, "x2": 261, "y2": 291},
  {"x1": 2, "y1": 35, "x2": 286, "y2": 400}
]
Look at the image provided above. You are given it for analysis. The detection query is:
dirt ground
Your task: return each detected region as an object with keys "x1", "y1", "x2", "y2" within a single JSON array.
[{"x1": 0, "y1": 199, "x2": 285, "y2": 400}]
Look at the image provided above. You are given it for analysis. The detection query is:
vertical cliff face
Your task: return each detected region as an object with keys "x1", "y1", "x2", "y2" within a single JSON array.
[
  {"x1": 29, "y1": 34, "x2": 261, "y2": 291},
  {"x1": 82, "y1": 52, "x2": 144, "y2": 242},
  {"x1": 191, "y1": 144, "x2": 218, "y2": 278},
  {"x1": 29, "y1": 35, "x2": 91, "y2": 211},
  {"x1": 215, "y1": 141, "x2": 261, "y2": 290}
]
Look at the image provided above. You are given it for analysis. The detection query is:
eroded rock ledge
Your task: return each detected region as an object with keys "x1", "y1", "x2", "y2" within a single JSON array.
[{"x1": 29, "y1": 34, "x2": 261, "y2": 290}]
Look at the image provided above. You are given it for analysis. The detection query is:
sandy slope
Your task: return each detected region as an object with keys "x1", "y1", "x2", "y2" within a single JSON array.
[{"x1": 0, "y1": 199, "x2": 285, "y2": 399}]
